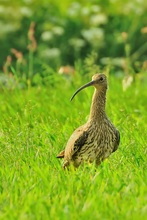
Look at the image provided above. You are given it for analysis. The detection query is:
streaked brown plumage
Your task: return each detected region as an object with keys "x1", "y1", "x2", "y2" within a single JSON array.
[{"x1": 57, "y1": 73, "x2": 120, "y2": 169}]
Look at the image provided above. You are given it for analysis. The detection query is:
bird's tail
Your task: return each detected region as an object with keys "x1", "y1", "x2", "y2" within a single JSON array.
[{"x1": 56, "y1": 150, "x2": 65, "y2": 158}]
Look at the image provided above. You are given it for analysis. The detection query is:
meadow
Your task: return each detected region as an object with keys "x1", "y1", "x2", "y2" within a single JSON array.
[
  {"x1": 0, "y1": 1, "x2": 147, "y2": 219},
  {"x1": 0, "y1": 72, "x2": 146, "y2": 219}
]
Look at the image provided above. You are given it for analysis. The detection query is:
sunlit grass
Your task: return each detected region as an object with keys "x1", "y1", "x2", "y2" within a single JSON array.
[{"x1": 0, "y1": 73, "x2": 146, "y2": 219}]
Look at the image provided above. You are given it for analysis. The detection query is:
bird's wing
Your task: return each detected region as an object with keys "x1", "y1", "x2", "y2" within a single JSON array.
[
  {"x1": 73, "y1": 130, "x2": 88, "y2": 153},
  {"x1": 113, "y1": 129, "x2": 120, "y2": 152},
  {"x1": 64, "y1": 125, "x2": 89, "y2": 159}
]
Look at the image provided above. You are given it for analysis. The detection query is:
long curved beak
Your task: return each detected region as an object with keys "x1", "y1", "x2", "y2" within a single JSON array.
[{"x1": 70, "y1": 81, "x2": 94, "y2": 101}]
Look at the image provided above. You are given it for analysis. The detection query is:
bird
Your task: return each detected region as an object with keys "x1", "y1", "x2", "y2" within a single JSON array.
[{"x1": 57, "y1": 73, "x2": 120, "y2": 169}]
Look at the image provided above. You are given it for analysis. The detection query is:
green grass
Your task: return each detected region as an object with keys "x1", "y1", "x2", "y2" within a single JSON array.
[{"x1": 0, "y1": 73, "x2": 146, "y2": 220}]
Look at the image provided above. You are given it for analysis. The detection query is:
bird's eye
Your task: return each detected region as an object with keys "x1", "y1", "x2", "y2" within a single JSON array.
[{"x1": 99, "y1": 77, "x2": 103, "y2": 81}]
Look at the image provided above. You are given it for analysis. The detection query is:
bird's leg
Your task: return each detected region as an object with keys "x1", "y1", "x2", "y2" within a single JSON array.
[
  {"x1": 63, "y1": 161, "x2": 78, "y2": 172},
  {"x1": 63, "y1": 160, "x2": 70, "y2": 169},
  {"x1": 95, "y1": 158, "x2": 103, "y2": 167}
]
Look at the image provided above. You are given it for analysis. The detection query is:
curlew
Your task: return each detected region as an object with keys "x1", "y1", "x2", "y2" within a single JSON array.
[{"x1": 57, "y1": 73, "x2": 120, "y2": 169}]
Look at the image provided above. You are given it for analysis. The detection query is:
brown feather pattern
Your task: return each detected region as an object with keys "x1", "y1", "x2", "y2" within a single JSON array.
[{"x1": 57, "y1": 74, "x2": 120, "y2": 169}]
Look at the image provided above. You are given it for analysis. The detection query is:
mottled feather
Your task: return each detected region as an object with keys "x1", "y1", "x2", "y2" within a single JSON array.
[
  {"x1": 63, "y1": 125, "x2": 89, "y2": 160},
  {"x1": 112, "y1": 129, "x2": 120, "y2": 153},
  {"x1": 57, "y1": 73, "x2": 120, "y2": 169}
]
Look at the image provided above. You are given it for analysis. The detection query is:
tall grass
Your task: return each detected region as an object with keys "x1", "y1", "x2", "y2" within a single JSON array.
[{"x1": 0, "y1": 71, "x2": 146, "y2": 219}]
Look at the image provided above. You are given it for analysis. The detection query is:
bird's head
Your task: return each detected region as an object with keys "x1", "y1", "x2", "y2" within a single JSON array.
[{"x1": 70, "y1": 73, "x2": 107, "y2": 101}]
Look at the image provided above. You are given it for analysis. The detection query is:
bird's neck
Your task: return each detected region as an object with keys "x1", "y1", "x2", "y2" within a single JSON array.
[{"x1": 88, "y1": 88, "x2": 107, "y2": 122}]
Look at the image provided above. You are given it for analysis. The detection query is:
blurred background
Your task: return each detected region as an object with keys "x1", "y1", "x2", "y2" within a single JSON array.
[{"x1": 0, "y1": 0, "x2": 147, "y2": 87}]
